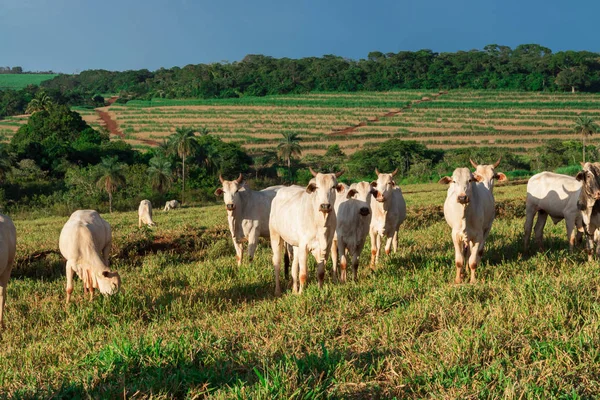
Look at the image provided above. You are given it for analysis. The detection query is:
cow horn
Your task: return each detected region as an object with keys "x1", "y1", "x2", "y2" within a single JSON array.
[
  {"x1": 375, "y1": 168, "x2": 380, "y2": 176},
  {"x1": 391, "y1": 168, "x2": 399, "y2": 177},
  {"x1": 236, "y1": 173, "x2": 243, "y2": 183},
  {"x1": 493, "y1": 157, "x2": 502, "y2": 168},
  {"x1": 469, "y1": 159, "x2": 478, "y2": 169},
  {"x1": 219, "y1": 174, "x2": 224, "y2": 183},
  {"x1": 335, "y1": 169, "x2": 345, "y2": 178},
  {"x1": 309, "y1": 167, "x2": 318, "y2": 177}
]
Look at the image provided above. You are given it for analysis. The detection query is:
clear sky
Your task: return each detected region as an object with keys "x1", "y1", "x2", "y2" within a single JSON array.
[{"x1": 1, "y1": 0, "x2": 598, "y2": 73}]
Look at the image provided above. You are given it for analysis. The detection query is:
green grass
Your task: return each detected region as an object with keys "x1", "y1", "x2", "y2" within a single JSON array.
[
  {"x1": 0, "y1": 74, "x2": 58, "y2": 90},
  {"x1": 2, "y1": 182, "x2": 600, "y2": 397}
]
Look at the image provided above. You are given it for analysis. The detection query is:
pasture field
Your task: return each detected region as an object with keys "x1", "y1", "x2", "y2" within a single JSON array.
[
  {"x1": 0, "y1": 74, "x2": 58, "y2": 90},
  {"x1": 93, "y1": 90, "x2": 600, "y2": 155},
  {"x1": 2, "y1": 182, "x2": 600, "y2": 398}
]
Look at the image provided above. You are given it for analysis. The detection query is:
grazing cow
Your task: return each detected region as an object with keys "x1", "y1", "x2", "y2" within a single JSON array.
[
  {"x1": 331, "y1": 181, "x2": 376, "y2": 282},
  {"x1": 369, "y1": 168, "x2": 407, "y2": 269},
  {"x1": 575, "y1": 162, "x2": 600, "y2": 260},
  {"x1": 138, "y1": 200, "x2": 156, "y2": 228},
  {"x1": 469, "y1": 158, "x2": 507, "y2": 192},
  {"x1": 59, "y1": 210, "x2": 121, "y2": 304},
  {"x1": 439, "y1": 168, "x2": 495, "y2": 284},
  {"x1": 524, "y1": 172, "x2": 583, "y2": 252},
  {"x1": 0, "y1": 214, "x2": 16, "y2": 328},
  {"x1": 163, "y1": 200, "x2": 180, "y2": 211},
  {"x1": 215, "y1": 173, "x2": 282, "y2": 265},
  {"x1": 270, "y1": 168, "x2": 344, "y2": 295}
]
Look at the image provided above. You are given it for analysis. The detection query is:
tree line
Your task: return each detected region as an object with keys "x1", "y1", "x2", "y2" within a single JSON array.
[{"x1": 37, "y1": 44, "x2": 600, "y2": 103}]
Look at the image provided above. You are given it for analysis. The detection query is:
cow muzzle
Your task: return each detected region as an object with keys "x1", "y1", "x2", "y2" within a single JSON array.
[
  {"x1": 457, "y1": 195, "x2": 469, "y2": 204},
  {"x1": 376, "y1": 195, "x2": 385, "y2": 203},
  {"x1": 226, "y1": 204, "x2": 236, "y2": 211},
  {"x1": 320, "y1": 203, "x2": 332, "y2": 213},
  {"x1": 359, "y1": 207, "x2": 370, "y2": 216}
]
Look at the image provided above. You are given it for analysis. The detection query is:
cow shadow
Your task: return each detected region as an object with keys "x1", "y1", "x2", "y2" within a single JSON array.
[{"x1": 12, "y1": 249, "x2": 64, "y2": 281}]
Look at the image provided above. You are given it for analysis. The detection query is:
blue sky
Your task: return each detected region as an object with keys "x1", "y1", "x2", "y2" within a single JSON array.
[{"x1": 1, "y1": 0, "x2": 598, "y2": 73}]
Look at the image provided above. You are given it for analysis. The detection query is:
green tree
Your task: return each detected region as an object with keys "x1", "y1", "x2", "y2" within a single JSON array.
[
  {"x1": 147, "y1": 156, "x2": 173, "y2": 194},
  {"x1": 556, "y1": 67, "x2": 588, "y2": 93},
  {"x1": 277, "y1": 132, "x2": 302, "y2": 177},
  {"x1": 167, "y1": 126, "x2": 200, "y2": 204},
  {"x1": 96, "y1": 156, "x2": 126, "y2": 213},
  {"x1": 25, "y1": 91, "x2": 53, "y2": 114},
  {"x1": 574, "y1": 116, "x2": 599, "y2": 163}
]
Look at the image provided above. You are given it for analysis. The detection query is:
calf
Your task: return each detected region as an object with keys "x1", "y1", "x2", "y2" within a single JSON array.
[
  {"x1": 164, "y1": 200, "x2": 180, "y2": 211},
  {"x1": 138, "y1": 199, "x2": 157, "y2": 228},
  {"x1": 0, "y1": 214, "x2": 16, "y2": 328},
  {"x1": 439, "y1": 167, "x2": 495, "y2": 284},
  {"x1": 331, "y1": 181, "x2": 376, "y2": 282},
  {"x1": 524, "y1": 172, "x2": 583, "y2": 252},
  {"x1": 59, "y1": 210, "x2": 121, "y2": 304},
  {"x1": 269, "y1": 168, "x2": 344, "y2": 295},
  {"x1": 369, "y1": 168, "x2": 407, "y2": 269}
]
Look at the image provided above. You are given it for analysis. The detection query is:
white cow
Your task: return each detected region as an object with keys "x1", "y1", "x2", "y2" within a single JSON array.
[
  {"x1": 524, "y1": 172, "x2": 583, "y2": 252},
  {"x1": 270, "y1": 168, "x2": 344, "y2": 295},
  {"x1": 59, "y1": 210, "x2": 121, "y2": 304},
  {"x1": 331, "y1": 181, "x2": 376, "y2": 282},
  {"x1": 0, "y1": 214, "x2": 16, "y2": 328},
  {"x1": 163, "y1": 200, "x2": 180, "y2": 211},
  {"x1": 215, "y1": 173, "x2": 282, "y2": 265},
  {"x1": 439, "y1": 167, "x2": 495, "y2": 284},
  {"x1": 369, "y1": 168, "x2": 407, "y2": 268},
  {"x1": 138, "y1": 200, "x2": 156, "y2": 228}
]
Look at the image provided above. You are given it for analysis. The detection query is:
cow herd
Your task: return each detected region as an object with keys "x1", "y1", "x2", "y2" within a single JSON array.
[{"x1": 2, "y1": 160, "x2": 600, "y2": 327}]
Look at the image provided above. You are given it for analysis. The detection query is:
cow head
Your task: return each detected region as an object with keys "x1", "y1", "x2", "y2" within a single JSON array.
[
  {"x1": 439, "y1": 167, "x2": 479, "y2": 205},
  {"x1": 96, "y1": 270, "x2": 121, "y2": 296},
  {"x1": 469, "y1": 157, "x2": 507, "y2": 190},
  {"x1": 306, "y1": 167, "x2": 345, "y2": 214},
  {"x1": 371, "y1": 168, "x2": 398, "y2": 203},
  {"x1": 214, "y1": 173, "x2": 245, "y2": 213},
  {"x1": 576, "y1": 162, "x2": 600, "y2": 209},
  {"x1": 347, "y1": 181, "x2": 377, "y2": 216}
]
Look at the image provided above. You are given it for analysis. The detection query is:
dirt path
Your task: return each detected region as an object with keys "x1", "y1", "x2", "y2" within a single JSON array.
[
  {"x1": 330, "y1": 91, "x2": 448, "y2": 136},
  {"x1": 96, "y1": 97, "x2": 160, "y2": 146}
]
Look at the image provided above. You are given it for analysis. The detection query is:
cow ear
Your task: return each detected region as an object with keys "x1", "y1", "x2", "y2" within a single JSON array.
[
  {"x1": 214, "y1": 188, "x2": 223, "y2": 196},
  {"x1": 336, "y1": 183, "x2": 345, "y2": 193},
  {"x1": 346, "y1": 189, "x2": 357, "y2": 199},
  {"x1": 576, "y1": 171, "x2": 586, "y2": 181},
  {"x1": 101, "y1": 270, "x2": 110, "y2": 278},
  {"x1": 370, "y1": 181, "x2": 377, "y2": 187},
  {"x1": 581, "y1": 162, "x2": 586, "y2": 167},
  {"x1": 495, "y1": 172, "x2": 508, "y2": 182},
  {"x1": 473, "y1": 173, "x2": 484, "y2": 182},
  {"x1": 306, "y1": 183, "x2": 317, "y2": 193},
  {"x1": 391, "y1": 180, "x2": 396, "y2": 187},
  {"x1": 438, "y1": 176, "x2": 452, "y2": 184}
]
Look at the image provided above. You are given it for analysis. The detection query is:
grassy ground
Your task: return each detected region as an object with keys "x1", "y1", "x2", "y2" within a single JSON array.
[
  {"x1": 2, "y1": 182, "x2": 599, "y2": 398},
  {"x1": 0, "y1": 74, "x2": 57, "y2": 90}
]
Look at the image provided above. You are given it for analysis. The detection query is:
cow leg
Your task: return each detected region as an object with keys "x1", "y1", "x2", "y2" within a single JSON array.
[
  {"x1": 523, "y1": 203, "x2": 536, "y2": 251},
  {"x1": 369, "y1": 229, "x2": 378, "y2": 270},
  {"x1": 586, "y1": 225, "x2": 598, "y2": 262},
  {"x1": 384, "y1": 236, "x2": 393, "y2": 255},
  {"x1": 339, "y1": 240, "x2": 347, "y2": 283},
  {"x1": 66, "y1": 260, "x2": 74, "y2": 305},
  {"x1": 533, "y1": 210, "x2": 548, "y2": 251},
  {"x1": 375, "y1": 234, "x2": 382, "y2": 265},
  {"x1": 452, "y1": 231, "x2": 465, "y2": 284},
  {"x1": 0, "y1": 267, "x2": 10, "y2": 329},
  {"x1": 566, "y1": 217, "x2": 577, "y2": 254},
  {"x1": 468, "y1": 239, "x2": 483, "y2": 284},
  {"x1": 290, "y1": 246, "x2": 299, "y2": 293},
  {"x1": 298, "y1": 245, "x2": 309, "y2": 295},
  {"x1": 270, "y1": 232, "x2": 282, "y2": 296},
  {"x1": 331, "y1": 238, "x2": 339, "y2": 282},
  {"x1": 247, "y1": 231, "x2": 258, "y2": 264},
  {"x1": 392, "y1": 231, "x2": 399, "y2": 253},
  {"x1": 138, "y1": 217, "x2": 142, "y2": 228},
  {"x1": 351, "y1": 251, "x2": 359, "y2": 281}
]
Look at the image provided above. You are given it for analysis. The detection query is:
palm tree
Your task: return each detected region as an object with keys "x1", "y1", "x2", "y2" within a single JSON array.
[
  {"x1": 147, "y1": 156, "x2": 173, "y2": 194},
  {"x1": 277, "y1": 132, "x2": 302, "y2": 177},
  {"x1": 96, "y1": 156, "x2": 126, "y2": 213},
  {"x1": 167, "y1": 126, "x2": 200, "y2": 205},
  {"x1": 26, "y1": 91, "x2": 53, "y2": 114},
  {"x1": 574, "y1": 116, "x2": 599, "y2": 163}
]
